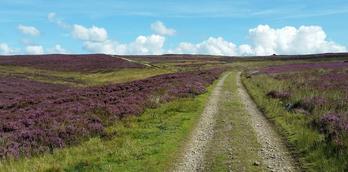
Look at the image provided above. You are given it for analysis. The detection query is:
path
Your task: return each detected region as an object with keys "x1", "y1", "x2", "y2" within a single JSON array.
[
  {"x1": 173, "y1": 71, "x2": 297, "y2": 171},
  {"x1": 112, "y1": 55, "x2": 152, "y2": 67},
  {"x1": 173, "y1": 72, "x2": 230, "y2": 172}
]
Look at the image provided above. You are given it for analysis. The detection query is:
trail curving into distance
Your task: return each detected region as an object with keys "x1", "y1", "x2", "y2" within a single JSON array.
[
  {"x1": 237, "y1": 72, "x2": 297, "y2": 172},
  {"x1": 173, "y1": 72, "x2": 230, "y2": 172}
]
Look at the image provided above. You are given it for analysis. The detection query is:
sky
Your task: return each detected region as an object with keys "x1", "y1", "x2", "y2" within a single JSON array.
[{"x1": 0, "y1": 0, "x2": 347, "y2": 56}]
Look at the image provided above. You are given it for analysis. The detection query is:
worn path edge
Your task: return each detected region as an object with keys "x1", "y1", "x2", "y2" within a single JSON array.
[{"x1": 237, "y1": 72, "x2": 297, "y2": 172}]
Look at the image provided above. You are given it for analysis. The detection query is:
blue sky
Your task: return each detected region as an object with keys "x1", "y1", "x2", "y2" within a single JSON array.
[{"x1": 0, "y1": 0, "x2": 347, "y2": 55}]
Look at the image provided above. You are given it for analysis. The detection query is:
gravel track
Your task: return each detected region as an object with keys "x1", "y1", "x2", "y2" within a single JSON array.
[
  {"x1": 173, "y1": 72, "x2": 297, "y2": 172},
  {"x1": 237, "y1": 72, "x2": 297, "y2": 172},
  {"x1": 173, "y1": 72, "x2": 230, "y2": 172}
]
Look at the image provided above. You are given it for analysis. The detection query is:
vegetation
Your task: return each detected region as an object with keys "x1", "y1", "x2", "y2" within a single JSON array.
[
  {"x1": 242, "y1": 61, "x2": 348, "y2": 171},
  {"x1": 1, "y1": 53, "x2": 348, "y2": 171},
  {"x1": 0, "y1": 65, "x2": 171, "y2": 86},
  {"x1": 0, "y1": 86, "x2": 212, "y2": 171},
  {"x1": 0, "y1": 68, "x2": 223, "y2": 159},
  {"x1": 0, "y1": 54, "x2": 144, "y2": 72}
]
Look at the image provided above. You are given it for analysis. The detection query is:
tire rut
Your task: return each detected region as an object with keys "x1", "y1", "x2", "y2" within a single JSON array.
[{"x1": 237, "y1": 72, "x2": 297, "y2": 172}]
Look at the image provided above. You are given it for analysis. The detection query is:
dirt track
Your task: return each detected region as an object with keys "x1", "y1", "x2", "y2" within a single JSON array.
[
  {"x1": 173, "y1": 72, "x2": 230, "y2": 172},
  {"x1": 173, "y1": 71, "x2": 297, "y2": 171}
]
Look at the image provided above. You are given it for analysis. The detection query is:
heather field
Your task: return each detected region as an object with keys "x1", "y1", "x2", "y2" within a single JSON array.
[
  {"x1": 242, "y1": 60, "x2": 348, "y2": 171},
  {"x1": 0, "y1": 54, "x2": 144, "y2": 72},
  {"x1": 1, "y1": 54, "x2": 348, "y2": 171},
  {"x1": 0, "y1": 68, "x2": 223, "y2": 158},
  {"x1": 0, "y1": 55, "x2": 227, "y2": 171}
]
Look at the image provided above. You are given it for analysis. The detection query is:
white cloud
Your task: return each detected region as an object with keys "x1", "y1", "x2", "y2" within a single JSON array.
[
  {"x1": 72, "y1": 24, "x2": 108, "y2": 42},
  {"x1": 83, "y1": 40, "x2": 127, "y2": 54},
  {"x1": 18, "y1": 25, "x2": 40, "y2": 36},
  {"x1": 47, "y1": 14, "x2": 346, "y2": 56},
  {"x1": 238, "y1": 44, "x2": 254, "y2": 56},
  {"x1": 0, "y1": 43, "x2": 16, "y2": 55},
  {"x1": 48, "y1": 12, "x2": 70, "y2": 29},
  {"x1": 48, "y1": 13, "x2": 165, "y2": 55},
  {"x1": 173, "y1": 37, "x2": 238, "y2": 56},
  {"x1": 248, "y1": 25, "x2": 346, "y2": 55},
  {"x1": 172, "y1": 25, "x2": 346, "y2": 56},
  {"x1": 47, "y1": 44, "x2": 68, "y2": 54},
  {"x1": 173, "y1": 42, "x2": 198, "y2": 54},
  {"x1": 151, "y1": 21, "x2": 176, "y2": 36},
  {"x1": 26, "y1": 45, "x2": 44, "y2": 55},
  {"x1": 83, "y1": 34, "x2": 165, "y2": 55},
  {"x1": 83, "y1": 24, "x2": 345, "y2": 56},
  {"x1": 128, "y1": 35, "x2": 165, "y2": 54}
]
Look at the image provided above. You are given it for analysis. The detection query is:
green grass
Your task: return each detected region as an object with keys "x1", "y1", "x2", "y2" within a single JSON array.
[
  {"x1": 241, "y1": 72, "x2": 348, "y2": 172},
  {"x1": 204, "y1": 71, "x2": 264, "y2": 172},
  {"x1": 0, "y1": 80, "x2": 214, "y2": 172},
  {"x1": 0, "y1": 65, "x2": 171, "y2": 86}
]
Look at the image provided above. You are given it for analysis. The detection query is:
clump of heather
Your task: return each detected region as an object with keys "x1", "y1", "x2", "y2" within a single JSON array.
[
  {"x1": 308, "y1": 96, "x2": 329, "y2": 107},
  {"x1": 266, "y1": 90, "x2": 291, "y2": 100},
  {"x1": 0, "y1": 68, "x2": 224, "y2": 159},
  {"x1": 286, "y1": 96, "x2": 328, "y2": 114},
  {"x1": 313, "y1": 113, "x2": 348, "y2": 149}
]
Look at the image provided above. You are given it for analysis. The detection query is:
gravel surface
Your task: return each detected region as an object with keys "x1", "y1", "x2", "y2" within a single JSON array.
[
  {"x1": 173, "y1": 73, "x2": 230, "y2": 172},
  {"x1": 237, "y1": 72, "x2": 298, "y2": 172}
]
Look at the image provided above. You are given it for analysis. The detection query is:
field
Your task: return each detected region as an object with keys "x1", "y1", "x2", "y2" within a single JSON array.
[
  {"x1": 0, "y1": 53, "x2": 348, "y2": 171},
  {"x1": 0, "y1": 54, "x2": 144, "y2": 72},
  {"x1": 242, "y1": 60, "x2": 348, "y2": 171}
]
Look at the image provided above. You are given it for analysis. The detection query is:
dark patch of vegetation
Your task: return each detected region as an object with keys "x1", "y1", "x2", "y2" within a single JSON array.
[{"x1": 266, "y1": 90, "x2": 291, "y2": 100}]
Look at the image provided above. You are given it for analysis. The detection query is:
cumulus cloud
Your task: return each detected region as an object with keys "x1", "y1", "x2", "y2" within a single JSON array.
[
  {"x1": 151, "y1": 21, "x2": 176, "y2": 36},
  {"x1": 248, "y1": 25, "x2": 346, "y2": 55},
  {"x1": 128, "y1": 35, "x2": 165, "y2": 54},
  {"x1": 0, "y1": 43, "x2": 16, "y2": 55},
  {"x1": 48, "y1": 13, "x2": 346, "y2": 56},
  {"x1": 47, "y1": 44, "x2": 68, "y2": 54},
  {"x1": 173, "y1": 37, "x2": 238, "y2": 56},
  {"x1": 49, "y1": 13, "x2": 108, "y2": 42},
  {"x1": 26, "y1": 45, "x2": 44, "y2": 55},
  {"x1": 172, "y1": 25, "x2": 346, "y2": 56},
  {"x1": 18, "y1": 25, "x2": 40, "y2": 36},
  {"x1": 238, "y1": 44, "x2": 254, "y2": 56},
  {"x1": 83, "y1": 34, "x2": 165, "y2": 55},
  {"x1": 48, "y1": 13, "x2": 166, "y2": 55},
  {"x1": 83, "y1": 40, "x2": 127, "y2": 54},
  {"x1": 72, "y1": 25, "x2": 108, "y2": 42}
]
